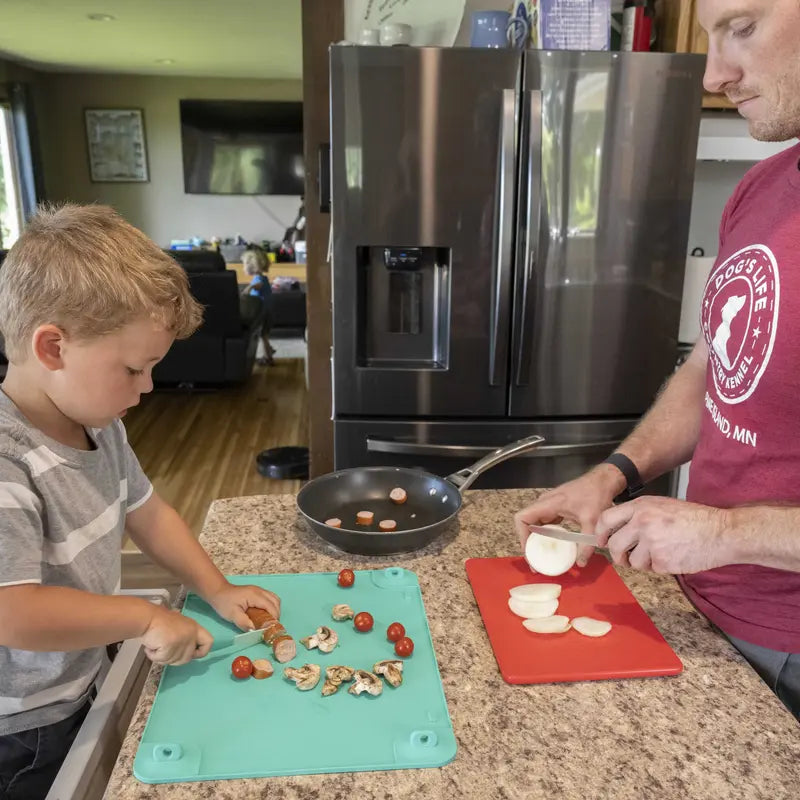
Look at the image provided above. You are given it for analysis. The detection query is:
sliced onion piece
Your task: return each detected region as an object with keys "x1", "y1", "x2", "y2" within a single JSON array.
[
  {"x1": 522, "y1": 615, "x2": 571, "y2": 634},
  {"x1": 571, "y1": 617, "x2": 612, "y2": 638},
  {"x1": 524, "y1": 527, "x2": 578, "y2": 576},
  {"x1": 508, "y1": 596, "x2": 559, "y2": 619},
  {"x1": 509, "y1": 583, "x2": 561, "y2": 602}
]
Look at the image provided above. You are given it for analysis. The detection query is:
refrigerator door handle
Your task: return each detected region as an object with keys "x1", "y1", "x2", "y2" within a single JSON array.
[
  {"x1": 367, "y1": 437, "x2": 620, "y2": 459},
  {"x1": 489, "y1": 88, "x2": 517, "y2": 387},
  {"x1": 515, "y1": 89, "x2": 543, "y2": 387}
]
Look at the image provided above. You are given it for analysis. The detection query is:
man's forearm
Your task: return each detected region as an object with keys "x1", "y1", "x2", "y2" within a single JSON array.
[
  {"x1": 616, "y1": 340, "x2": 708, "y2": 483},
  {"x1": 127, "y1": 496, "x2": 228, "y2": 600},
  {"x1": 722, "y1": 506, "x2": 800, "y2": 572},
  {"x1": 0, "y1": 585, "x2": 156, "y2": 650}
]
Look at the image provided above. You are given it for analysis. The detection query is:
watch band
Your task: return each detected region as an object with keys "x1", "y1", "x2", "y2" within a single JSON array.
[{"x1": 603, "y1": 452, "x2": 644, "y2": 501}]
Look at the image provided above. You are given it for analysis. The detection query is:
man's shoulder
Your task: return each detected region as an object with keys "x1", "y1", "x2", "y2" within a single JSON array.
[{"x1": 737, "y1": 141, "x2": 800, "y2": 191}]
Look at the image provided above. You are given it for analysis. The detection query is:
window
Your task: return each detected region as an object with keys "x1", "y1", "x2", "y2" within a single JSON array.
[{"x1": 0, "y1": 104, "x2": 24, "y2": 249}]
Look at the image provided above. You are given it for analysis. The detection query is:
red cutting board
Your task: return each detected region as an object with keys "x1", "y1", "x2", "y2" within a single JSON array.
[{"x1": 465, "y1": 555, "x2": 683, "y2": 684}]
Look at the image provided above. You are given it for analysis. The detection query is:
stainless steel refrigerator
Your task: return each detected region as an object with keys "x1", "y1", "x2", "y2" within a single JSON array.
[{"x1": 329, "y1": 45, "x2": 704, "y2": 489}]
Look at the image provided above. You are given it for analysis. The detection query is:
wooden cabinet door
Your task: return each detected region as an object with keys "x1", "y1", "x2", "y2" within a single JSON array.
[{"x1": 656, "y1": 0, "x2": 733, "y2": 109}]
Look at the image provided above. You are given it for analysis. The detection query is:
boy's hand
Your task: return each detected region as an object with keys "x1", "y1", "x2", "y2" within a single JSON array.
[
  {"x1": 207, "y1": 582, "x2": 281, "y2": 631},
  {"x1": 142, "y1": 607, "x2": 213, "y2": 665}
]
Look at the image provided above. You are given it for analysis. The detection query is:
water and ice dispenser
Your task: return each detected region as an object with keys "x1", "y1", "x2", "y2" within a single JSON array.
[{"x1": 356, "y1": 246, "x2": 451, "y2": 369}]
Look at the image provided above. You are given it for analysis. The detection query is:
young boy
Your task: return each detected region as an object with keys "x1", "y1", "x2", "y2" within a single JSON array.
[
  {"x1": 0, "y1": 204, "x2": 281, "y2": 799},
  {"x1": 241, "y1": 246, "x2": 276, "y2": 366}
]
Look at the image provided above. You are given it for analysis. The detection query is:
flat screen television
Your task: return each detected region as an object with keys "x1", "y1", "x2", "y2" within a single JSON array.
[{"x1": 180, "y1": 99, "x2": 304, "y2": 196}]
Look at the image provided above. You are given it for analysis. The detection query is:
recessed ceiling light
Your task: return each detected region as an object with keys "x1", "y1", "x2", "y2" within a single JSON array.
[
  {"x1": 155, "y1": 58, "x2": 175, "y2": 65},
  {"x1": 87, "y1": 13, "x2": 115, "y2": 22}
]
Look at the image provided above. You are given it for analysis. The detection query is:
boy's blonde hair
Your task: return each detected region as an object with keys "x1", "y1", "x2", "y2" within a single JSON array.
[
  {"x1": 0, "y1": 203, "x2": 203, "y2": 362},
  {"x1": 242, "y1": 247, "x2": 268, "y2": 277}
]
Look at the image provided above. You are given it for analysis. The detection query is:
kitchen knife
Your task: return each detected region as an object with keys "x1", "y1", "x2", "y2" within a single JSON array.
[
  {"x1": 527, "y1": 524, "x2": 611, "y2": 556},
  {"x1": 196, "y1": 627, "x2": 265, "y2": 663}
]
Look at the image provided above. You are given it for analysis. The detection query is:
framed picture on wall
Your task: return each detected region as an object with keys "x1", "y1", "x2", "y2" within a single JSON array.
[{"x1": 84, "y1": 108, "x2": 149, "y2": 182}]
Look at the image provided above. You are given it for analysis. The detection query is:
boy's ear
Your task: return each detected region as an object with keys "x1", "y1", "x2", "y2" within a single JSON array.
[{"x1": 31, "y1": 325, "x2": 67, "y2": 371}]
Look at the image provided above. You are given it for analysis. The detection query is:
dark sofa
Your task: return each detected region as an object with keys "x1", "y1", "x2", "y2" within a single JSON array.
[
  {"x1": 271, "y1": 284, "x2": 307, "y2": 338},
  {"x1": 152, "y1": 249, "x2": 259, "y2": 387}
]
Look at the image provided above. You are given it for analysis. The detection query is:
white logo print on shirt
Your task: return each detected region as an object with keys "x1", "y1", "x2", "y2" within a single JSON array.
[{"x1": 701, "y1": 244, "x2": 780, "y2": 405}]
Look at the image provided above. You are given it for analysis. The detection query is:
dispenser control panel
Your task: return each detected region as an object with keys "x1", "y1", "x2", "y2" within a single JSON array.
[{"x1": 383, "y1": 247, "x2": 423, "y2": 270}]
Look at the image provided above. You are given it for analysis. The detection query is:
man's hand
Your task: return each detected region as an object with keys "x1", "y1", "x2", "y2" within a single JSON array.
[
  {"x1": 595, "y1": 496, "x2": 731, "y2": 574},
  {"x1": 207, "y1": 582, "x2": 281, "y2": 631},
  {"x1": 142, "y1": 606, "x2": 213, "y2": 665},
  {"x1": 514, "y1": 464, "x2": 626, "y2": 566}
]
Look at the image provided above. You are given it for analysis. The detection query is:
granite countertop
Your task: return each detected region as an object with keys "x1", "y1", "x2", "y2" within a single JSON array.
[{"x1": 105, "y1": 489, "x2": 800, "y2": 799}]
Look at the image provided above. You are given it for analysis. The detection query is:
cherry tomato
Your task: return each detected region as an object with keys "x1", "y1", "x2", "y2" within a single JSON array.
[
  {"x1": 353, "y1": 611, "x2": 374, "y2": 632},
  {"x1": 394, "y1": 636, "x2": 414, "y2": 657},
  {"x1": 231, "y1": 655, "x2": 254, "y2": 679},
  {"x1": 386, "y1": 622, "x2": 405, "y2": 642},
  {"x1": 338, "y1": 568, "x2": 355, "y2": 588}
]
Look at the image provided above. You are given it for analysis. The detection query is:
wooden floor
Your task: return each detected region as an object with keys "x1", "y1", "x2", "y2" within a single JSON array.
[{"x1": 121, "y1": 358, "x2": 308, "y2": 590}]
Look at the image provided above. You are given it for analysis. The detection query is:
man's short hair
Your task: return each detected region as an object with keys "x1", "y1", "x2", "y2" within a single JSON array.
[{"x1": 0, "y1": 204, "x2": 203, "y2": 362}]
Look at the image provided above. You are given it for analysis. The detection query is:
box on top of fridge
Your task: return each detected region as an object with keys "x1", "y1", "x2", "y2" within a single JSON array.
[{"x1": 529, "y1": 0, "x2": 611, "y2": 51}]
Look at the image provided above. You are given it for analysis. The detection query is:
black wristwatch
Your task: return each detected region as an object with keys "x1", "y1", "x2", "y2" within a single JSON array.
[{"x1": 603, "y1": 452, "x2": 644, "y2": 502}]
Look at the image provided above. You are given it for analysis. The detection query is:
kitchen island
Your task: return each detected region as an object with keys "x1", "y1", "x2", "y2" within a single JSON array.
[{"x1": 105, "y1": 489, "x2": 800, "y2": 799}]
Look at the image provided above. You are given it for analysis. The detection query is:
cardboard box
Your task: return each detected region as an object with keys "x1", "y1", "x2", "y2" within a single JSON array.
[{"x1": 533, "y1": 0, "x2": 611, "y2": 50}]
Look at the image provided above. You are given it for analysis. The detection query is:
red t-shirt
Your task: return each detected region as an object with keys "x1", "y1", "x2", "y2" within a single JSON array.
[{"x1": 679, "y1": 142, "x2": 800, "y2": 652}]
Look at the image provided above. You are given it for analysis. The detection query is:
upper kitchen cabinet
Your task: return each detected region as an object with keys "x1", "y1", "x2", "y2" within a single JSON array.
[{"x1": 655, "y1": 0, "x2": 734, "y2": 110}]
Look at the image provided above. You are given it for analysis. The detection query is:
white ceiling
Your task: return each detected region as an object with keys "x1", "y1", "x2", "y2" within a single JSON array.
[{"x1": 0, "y1": 0, "x2": 303, "y2": 79}]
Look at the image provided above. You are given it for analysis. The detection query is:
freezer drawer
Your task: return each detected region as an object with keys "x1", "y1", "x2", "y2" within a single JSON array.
[{"x1": 335, "y1": 418, "x2": 639, "y2": 490}]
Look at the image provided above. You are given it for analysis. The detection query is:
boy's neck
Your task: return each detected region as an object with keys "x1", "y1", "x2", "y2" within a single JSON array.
[{"x1": 2, "y1": 366, "x2": 93, "y2": 450}]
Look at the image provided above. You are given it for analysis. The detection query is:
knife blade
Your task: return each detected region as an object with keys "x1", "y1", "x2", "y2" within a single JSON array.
[
  {"x1": 527, "y1": 524, "x2": 599, "y2": 546},
  {"x1": 527, "y1": 524, "x2": 611, "y2": 557},
  {"x1": 196, "y1": 627, "x2": 265, "y2": 663}
]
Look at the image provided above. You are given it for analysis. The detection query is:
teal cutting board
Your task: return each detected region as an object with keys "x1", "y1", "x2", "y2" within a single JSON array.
[{"x1": 134, "y1": 568, "x2": 457, "y2": 783}]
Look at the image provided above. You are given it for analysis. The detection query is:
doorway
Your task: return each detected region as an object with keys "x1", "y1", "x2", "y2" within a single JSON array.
[{"x1": 0, "y1": 103, "x2": 24, "y2": 249}]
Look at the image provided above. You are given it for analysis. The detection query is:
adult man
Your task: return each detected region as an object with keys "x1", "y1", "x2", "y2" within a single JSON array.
[{"x1": 515, "y1": 0, "x2": 800, "y2": 719}]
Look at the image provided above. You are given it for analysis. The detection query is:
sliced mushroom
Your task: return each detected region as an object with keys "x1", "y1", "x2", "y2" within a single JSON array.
[
  {"x1": 300, "y1": 625, "x2": 339, "y2": 653},
  {"x1": 321, "y1": 665, "x2": 356, "y2": 696},
  {"x1": 331, "y1": 603, "x2": 354, "y2": 621},
  {"x1": 348, "y1": 669, "x2": 383, "y2": 696},
  {"x1": 283, "y1": 663, "x2": 321, "y2": 691},
  {"x1": 373, "y1": 659, "x2": 403, "y2": 688}
]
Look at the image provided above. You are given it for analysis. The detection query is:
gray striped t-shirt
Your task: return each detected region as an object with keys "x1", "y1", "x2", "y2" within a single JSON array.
[{"x1": 0, "y1": 390, "x2": 152, "y2": 735}]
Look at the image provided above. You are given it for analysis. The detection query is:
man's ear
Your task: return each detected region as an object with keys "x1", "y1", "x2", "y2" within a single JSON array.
[{"x1": 31, "y1": 325, "x2": 67, "y2": 371}]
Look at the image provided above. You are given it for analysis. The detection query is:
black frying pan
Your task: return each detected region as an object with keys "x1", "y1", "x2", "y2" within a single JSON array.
[{"x1": 296, "y1": 435, "x2": 544, "y2": 555}]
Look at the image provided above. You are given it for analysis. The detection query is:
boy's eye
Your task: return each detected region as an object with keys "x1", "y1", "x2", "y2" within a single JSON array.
[{"x1": 126, "y1": 367, "x2": 144, "y2": 376}]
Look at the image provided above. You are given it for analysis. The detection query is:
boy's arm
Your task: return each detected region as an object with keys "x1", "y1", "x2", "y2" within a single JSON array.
[
  {"x1": 0, "y1": 584, "x2": 212, "y2": 663},
  {"x1": 124, "y1": 493, "x2": 281, "y2": 626},
  {"x1": 0, "y1": 584, "x2": 157, "y2": 650},
  {"x1": 125, "y1": 492, "x2": 228, "y2": 599}
]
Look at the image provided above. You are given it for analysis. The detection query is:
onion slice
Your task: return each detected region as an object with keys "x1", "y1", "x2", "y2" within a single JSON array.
[
  {"x1": 508, "y1": 596, "x2": 559, "y2": 619},
  {"x1": 509, "y1": 583, "x2": 561, "y2": 602},
  {"x1": 571, "y1": 617, "x2": 612, "y2": 638},
  {"x1": 522, "y1": 615, "x2": 571, "y2": 634}
]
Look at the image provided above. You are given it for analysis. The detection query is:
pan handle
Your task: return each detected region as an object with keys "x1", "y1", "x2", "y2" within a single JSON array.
[{"x1": 445, "y1": 435, "x2": 545, "y2": 494}]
